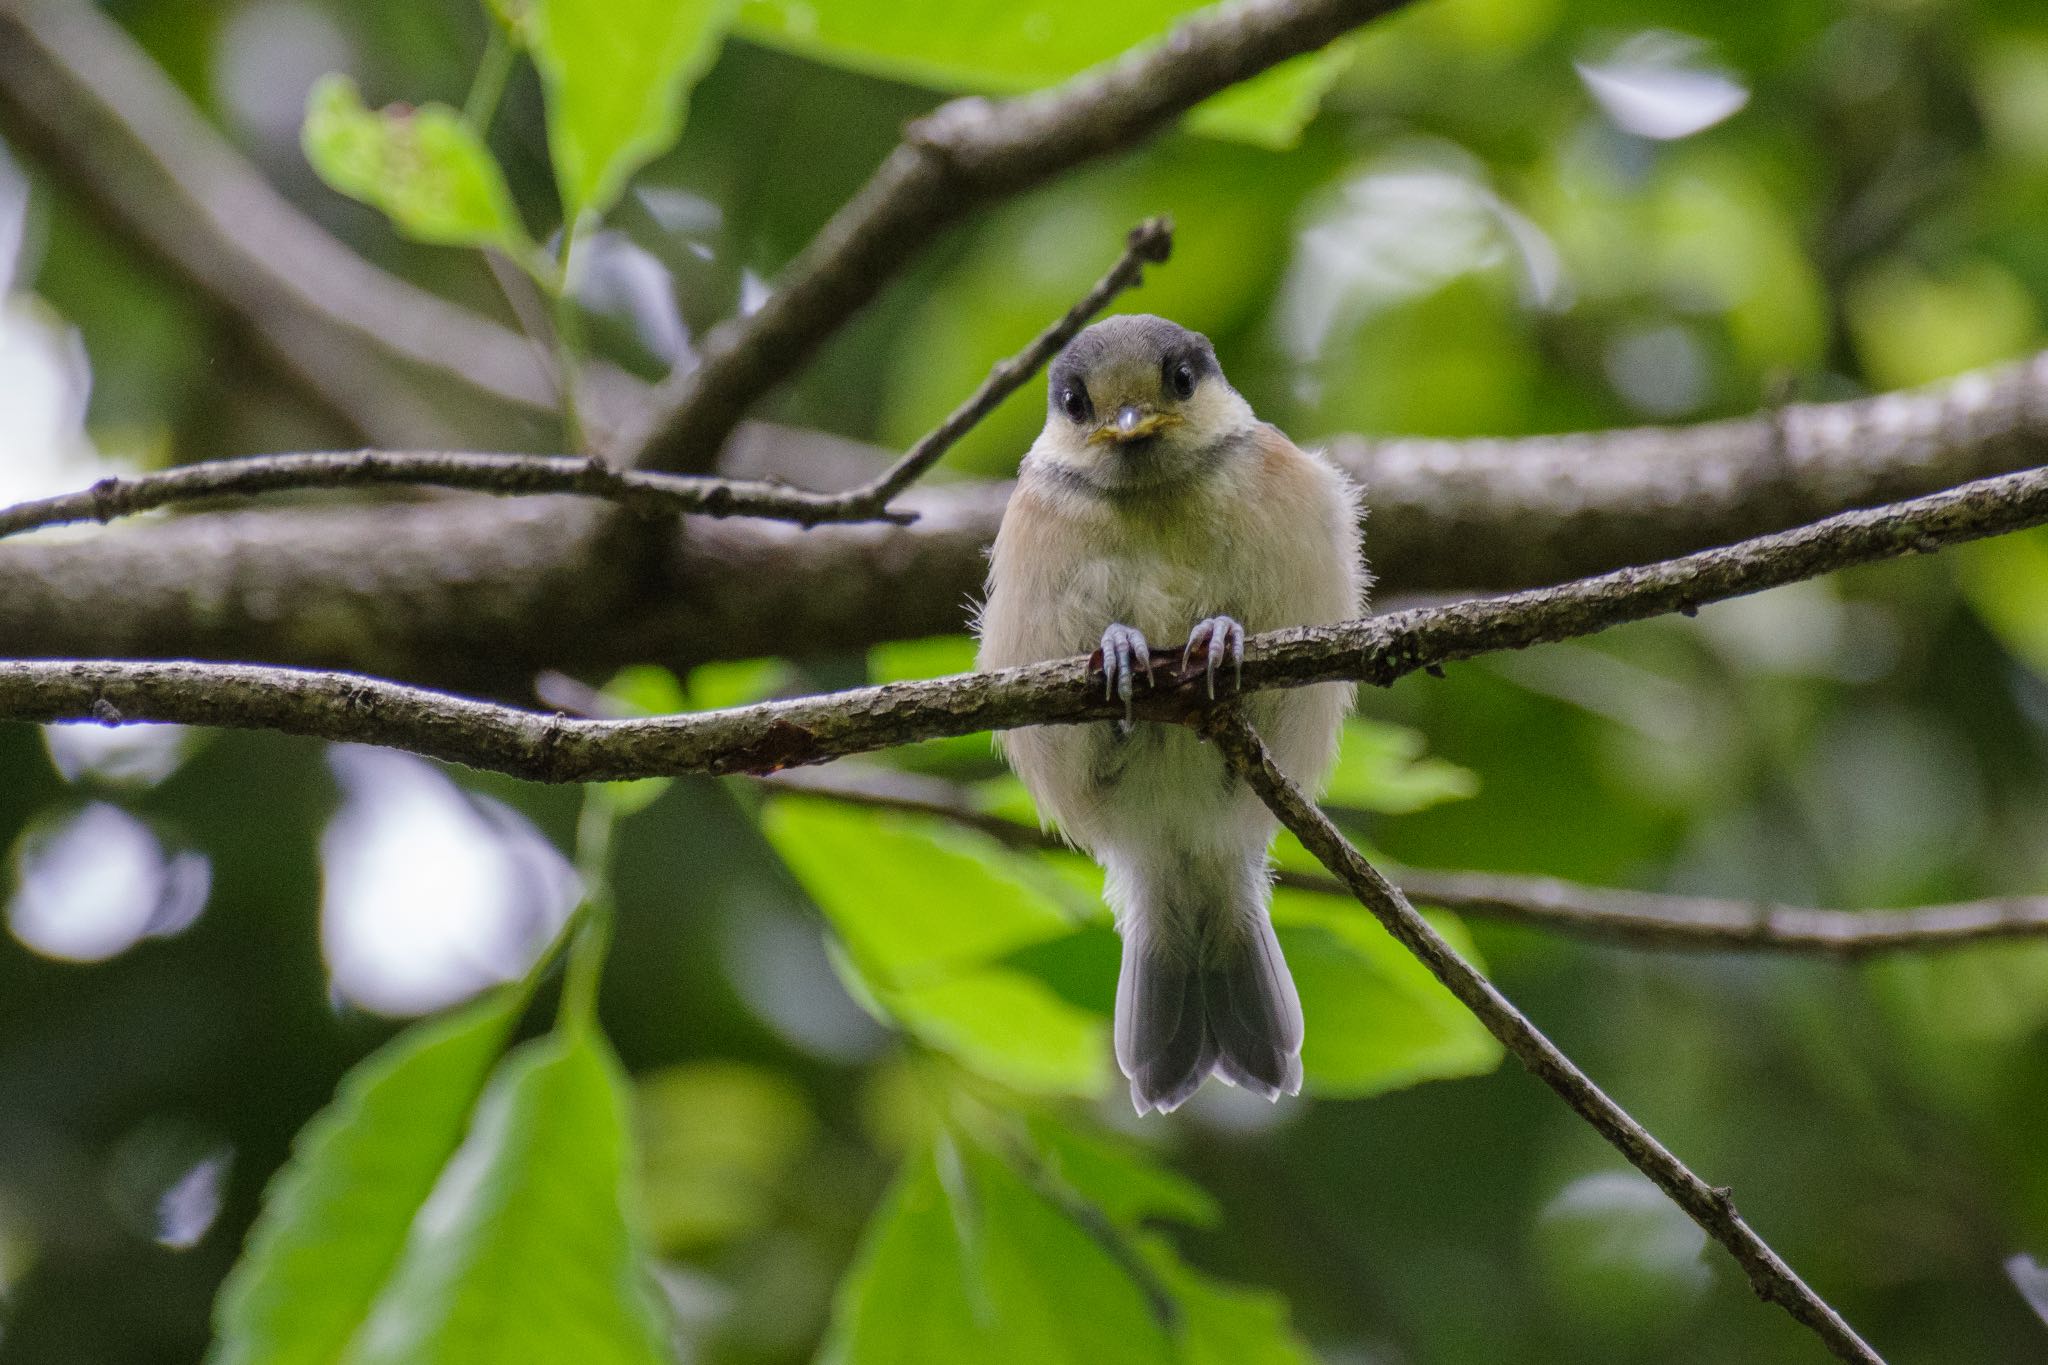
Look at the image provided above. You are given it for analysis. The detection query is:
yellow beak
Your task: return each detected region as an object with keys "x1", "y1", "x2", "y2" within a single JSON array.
[{"x1": 1088, "y1": 405, "x2": 1180, "y2": 445}]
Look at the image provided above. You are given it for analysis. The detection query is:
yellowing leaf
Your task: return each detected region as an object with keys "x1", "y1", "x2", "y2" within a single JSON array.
[{"x1": 302, "y1": 75, "x2": 529, "y2": 254}]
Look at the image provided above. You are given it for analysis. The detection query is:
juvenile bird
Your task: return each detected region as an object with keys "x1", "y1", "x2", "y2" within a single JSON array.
[{"x1": 977, "y1": 315, "x2": 1367, "y2": 1115}]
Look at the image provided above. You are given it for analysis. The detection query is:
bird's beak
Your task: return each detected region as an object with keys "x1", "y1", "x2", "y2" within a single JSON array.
[{"x1": 1088, "y1": 404, "x2": 1179, "y2": 445}]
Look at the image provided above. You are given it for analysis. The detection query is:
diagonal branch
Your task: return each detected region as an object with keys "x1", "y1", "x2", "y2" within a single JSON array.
[
  {"x1": 0, "y1": 0, "x2": 645, "y2": 442},
  {"x1": 4, "y1": 465, "x2": 2048, "y2": 780},
  {"x1": 615, "y1": 0, "x2": 1419, "y2": 471},
  {"x1": 754, "y1": 766, "x2": 2048, "y2": 957},
  {"x1": 1197, "y1": 707, "x2": 1882, "y2": 1363},
  {"x1": 0, "y1": 220, "x2": 1173, "y2": 542}
]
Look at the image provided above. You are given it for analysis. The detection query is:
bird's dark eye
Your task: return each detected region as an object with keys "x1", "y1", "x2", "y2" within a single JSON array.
[
  {"x1": 1167, "y1": 359, "x2": 1196, "y2": 400},
  {"x1": 1059, "y1": 386, "x2": 1089, "y2": 422}
]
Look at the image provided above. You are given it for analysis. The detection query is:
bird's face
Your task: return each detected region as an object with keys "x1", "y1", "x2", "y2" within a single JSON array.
[{"x1": 1036, "y1": 315, "x2": 1253, "y2": 494}]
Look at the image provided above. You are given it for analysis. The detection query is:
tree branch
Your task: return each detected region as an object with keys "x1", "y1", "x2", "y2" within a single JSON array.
[
  {"x1": 0, "y1": 220, "x2": 1173, "y2": 542},
  {"x1": 8, "y1": 343, "x2": 2045, "y2": 687},
  {"x1": 0, "y1": 451, "x2": 897, "y2": 541},
  {"x1": 5, "y1": 465, "x2": 2048, "y2": 778},
  {"x1": 614, "y1": 0, "x2": 1418, "y2": 471},
  {"x1": 1197, "y1": 708, "x2": 1881, "y2": 1363},
  {"x1": 810, "y1": 217, "x2": 1174, "y2": 518},
  {"x1": 755, "y1": 766, "x2": 2048, "y2": 958}
]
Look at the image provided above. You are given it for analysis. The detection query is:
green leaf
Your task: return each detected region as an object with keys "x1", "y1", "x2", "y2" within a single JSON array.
[
  {"x1": 733, "y1": 0, "x2": 1346, "y2": 147},
  {"x1": 1272, "y1": 889, "x2": 1504, "y2": 1097},
  {"x1": 879, "y1": 967, "x2": 1108, "y2": 1095},
  {"x1": 1955, "y1": 528, "x2": 2048, "y2": 681},
  {"x1": 1162, "y1": 1260, "x2": 1317, "y2": 1365},
  {"x1": 762, "y1": 800, "x2": 1074, "y2": 981},
  {"x1": 768, "y1": 798, "x2": 1105, "y2": 1092},
  {"x1": 822, "y1": 1130, "x2": 1309, "y2": 1365},
  {"x1": 868, "y1": 634, "x2": 981, "y2": 683},
  {"x1": 1017, "y1": 1116, "x2": 1216, "y2": 1228},
  {"x1": 683, "y1": 658, "x2": 788, "y2": 711},
  {"x1": 1182, "y1": 45, "x2": 1353, "y2": 150},
  {"x1": 1321, "y1": 718, "x2": 1479, "y2": 815},
  {"x1": 637, "y1": 1062, "x2": 814, "y2": 1252},
  {"x1": 302, "y1": 75, "x2": 529, "y2": 253},
  {"x1": 341, "y1": 1025, "x2": 672, "y2": 1364},
  {"x1": 529, "y1": 0, "x2": 735, "y2": 219},
  {"x1": 209, "y1": 994, "x2": 518, "y2": 1365}
]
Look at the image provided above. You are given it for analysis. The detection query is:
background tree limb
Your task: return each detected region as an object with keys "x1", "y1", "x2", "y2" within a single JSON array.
[
  {"x1": 756, "y1": 765, "x2": 2048, "y2": 957},
  {"x1": 5, "y1": 349, "x2": 2045, "y2": 689},
  {"x1": 1199, "y1": 707, "x2": 1882, "y2": 1364}
]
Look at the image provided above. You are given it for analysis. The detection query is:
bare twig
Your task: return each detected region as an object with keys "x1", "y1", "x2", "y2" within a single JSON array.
[
  {"x1": 0, "y1": 222, "x2": 1173, "y2": 541},
  {"x1": 1198, "y1": 708, "x2": 1882, "y2": 1363},
  {"x1": 6, "y1": 465, "x2": 2048, "y2": 781},
  {"x1": 0, "y1": 450, "x2": 906, "y2": 542},
  {"x1": 755, "y1": 766, "x2": 2048, "y2": 958},
  {"x1": 813, "y1": 217, "x2": 1174, "y2": 517},
  {"x1": 616, "y1": 0, "x2": 1418, "y2": 471}
]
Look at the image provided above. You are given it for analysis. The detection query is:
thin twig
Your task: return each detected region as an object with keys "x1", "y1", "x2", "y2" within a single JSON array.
[
  {"x1": 1197, "y1": 707, "x2": 1882, "y2": 1364},
  {"x1": 0, "y1": 222, "x2": 1173, "y2": 540},
  {"x1": 615, "y1": 0, "x2": 1419, "y2": 471},
  {"x1": 819, "y1": 217, "x2": 1174, "y2": 517},
  {"x1": 753, "y1": 766, "x2": 2048, "y2": 958},
  {"x1": 6, "y1": 465, "x2": 2048, "y2": 781},
  {"x1": 0, "y1": 451, "x2": 906, "y2": 542}
]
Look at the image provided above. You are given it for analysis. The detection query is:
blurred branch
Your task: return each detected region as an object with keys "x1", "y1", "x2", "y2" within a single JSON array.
[
  {"x1": 6, "y1": 465, "x2": 2048, "y2": 776},
  {"x1": 9, "y1": 342, "x2": 2046, "y2": 687},
  {"x1": 0, "y1": 0, "x2": 645, "y2": 443},
  {"x1": 614, "y1": 0, "x2": 1419, "y2": 472},
  {"x1": 1198, "y1": 708, "x2": 1882, "y2": 1364},
  {"x1": 761, "y1": 765, "x2": 2048, "y2": 957},
  {"x1": 0, "y1": 220, "x2": 1174, "y2": 541}
]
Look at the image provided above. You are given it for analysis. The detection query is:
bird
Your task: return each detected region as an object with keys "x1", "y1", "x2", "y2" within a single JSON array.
[{"x1": 976, "y1": 314, "x2": 1367, "y2": 1115}]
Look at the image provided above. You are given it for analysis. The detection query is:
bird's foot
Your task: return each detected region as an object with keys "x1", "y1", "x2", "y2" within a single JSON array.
[
  {"x1": 1184, "y1": 616, "x2": 1245, "y2": 700},
  {"x1": 1092, "y1": 622, "x2": 1154, "y2": 722}
]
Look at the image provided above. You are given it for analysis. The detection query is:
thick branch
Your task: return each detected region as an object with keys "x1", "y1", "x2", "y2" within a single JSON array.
[
  {"x1": 757, "y1": 766, "x2": 2048, "y2": 958},
  {"x1": 616, "y1": 0, "x2": 1417, "y2": 471},
  {"x1": 5, "y1": 465, "x2": 2048, "y2": 777},
  {"x1": 7, "y1": 346, "x2": 2045, "y2": 685},
  {"x1": 0, "y1": 0, "x2": 644, "y2": 442},
  {"x1": 1199, "y1": 709, "x2": 1881, "y2": 1363}
]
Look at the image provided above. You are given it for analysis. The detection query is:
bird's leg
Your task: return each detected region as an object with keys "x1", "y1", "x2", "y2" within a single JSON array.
[
  {"x1": 1184, "y1": 616, "x2": 1245, "y2": 700},
  {"x1": 1092, "y1": 622, "x2": 1154, "y2": 723}
]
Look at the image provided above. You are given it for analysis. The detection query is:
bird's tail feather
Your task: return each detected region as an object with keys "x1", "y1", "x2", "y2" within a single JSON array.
[{"x1": 1113, "y1": 882, "x2": 1303, "y2": 1116}]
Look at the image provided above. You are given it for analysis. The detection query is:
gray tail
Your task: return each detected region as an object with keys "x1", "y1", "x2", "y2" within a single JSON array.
[{"x1": 1113, "y1": 894, "x2": 1304, "y2": 1116}]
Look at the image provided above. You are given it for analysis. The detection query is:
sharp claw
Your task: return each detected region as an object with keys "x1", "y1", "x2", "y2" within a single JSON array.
[
  {"x1": 1185, "y1": 616, "x2": 1245, "y2": 700},
  {"x1": 1098, "y1": 624, "x2": 1149, "y2": 723}
]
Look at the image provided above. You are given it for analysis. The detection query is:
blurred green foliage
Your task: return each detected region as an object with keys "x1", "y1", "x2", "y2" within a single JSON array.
[{"x1": 7, "y1": 0, "x2": 2048, "y2": 1362}]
